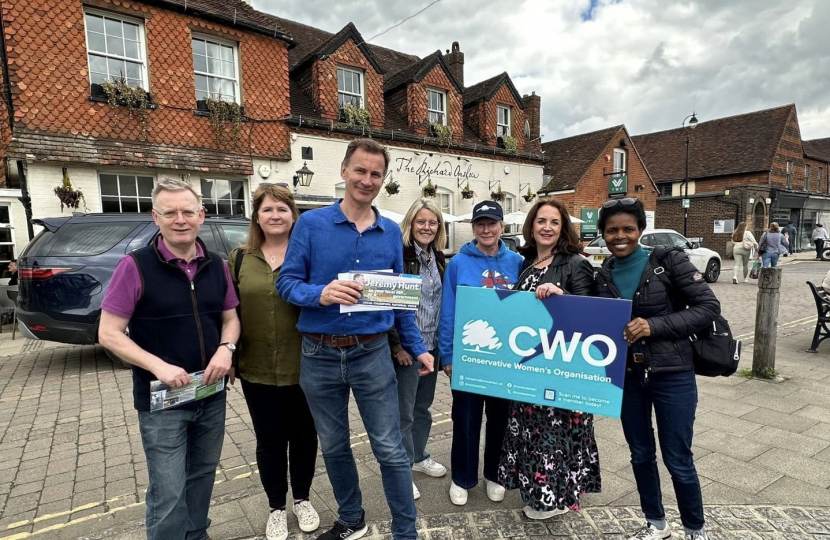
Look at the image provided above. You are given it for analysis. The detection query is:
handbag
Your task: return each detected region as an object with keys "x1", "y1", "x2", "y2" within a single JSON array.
[
  {"x1": 742, "y1": 232, "x2": 754, "y2": 250},
  {"x1": 749, "y1": 261, "x2": 761, "y2": 280},
  {"x1": 757, "y1": 232, "x2": 768, "y2": 255}
]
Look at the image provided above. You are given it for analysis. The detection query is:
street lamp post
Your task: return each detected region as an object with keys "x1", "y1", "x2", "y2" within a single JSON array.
[{"x1": 682, "y1": 112, "x2": 698, "y2": 237}]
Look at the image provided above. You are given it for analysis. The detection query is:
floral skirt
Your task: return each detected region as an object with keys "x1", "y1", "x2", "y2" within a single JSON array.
[{"x1": 498, "y1": 402, "x2": 601, "y2": 511}]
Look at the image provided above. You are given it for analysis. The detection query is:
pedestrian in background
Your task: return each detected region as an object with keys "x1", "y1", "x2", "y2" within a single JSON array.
[
  {"x1": 593, "y1": 197, "x2": 720, "y2": 540},
  {"x1": 498, "y1": 199, "x2": 600, "y2": 520},
  {"x1": 228, "y1": 184, "x2": 319, "y2": 540},
  {"x1": 782, "y1": 221, "x2": 797, "y2": 255},
  {"x1": 731, "y1": 221, "x2": 758, "y2": 284},
  {"x1": 812, "y1": 223, "x2": 828, "y2": 260},
  {"x1": 758, "y1": 222, "x2": 788, "y2": 268},
  {"x1": 438, "y1": 200, "x2": 522, "y2": 506},
  {"x1": 388, "y1": 199, "x2": 449, "y2": 501}
]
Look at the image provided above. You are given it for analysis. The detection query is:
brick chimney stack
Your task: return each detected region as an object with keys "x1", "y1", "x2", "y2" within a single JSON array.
[
  {"x1": 522, "y1": 91, "x2": 542, "y2": 151},
  {"x1": 445, "y1": 41, "x2": 464, "y2": 88}
]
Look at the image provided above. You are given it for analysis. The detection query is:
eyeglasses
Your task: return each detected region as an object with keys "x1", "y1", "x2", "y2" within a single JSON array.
[
  {"x1": 154, "y1": 208, "x2": 201, "y2": 220},
  {"x1": 602, "y1": 197, "x2": 637, "y2": 209},
  {"x1": 414, "y1": 219, "x2": 440, "y2": 228}
]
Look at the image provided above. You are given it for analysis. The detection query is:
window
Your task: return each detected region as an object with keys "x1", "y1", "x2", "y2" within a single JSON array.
[
  {"x1": 100, "y1": 173, "x2": 154, "y2": 213},
  {"x1": 337, "y1": 66, "x2": 364, "y2": 108},
  {"x1": 786, "y1": 160, "x2": 793, "y2": 188},
  {"x1": 668, "y1": 233, "x2": 690, "y2": 248},
  {"x1": 614, "y1": 149, "x2": 627, "y2": 173},
  {"x1": 497, "y1": 105, "x2": 511, "y2": 137},
  {"x1": 26, "y1": 222, "x2": 139, "y2": 257},
  {"x1": 437, "y1": 189, "x2": 453, "y2": 251},
  {"x1": 821, "y1": 167, "x2": 825, "y2": 194},
  {"x1": 218, "y1": 223, "x2": 248, "y2": 251},
  {"x1": 201, "y1": 179, "x2": 245, "y2": 216},
  {"x1": 504, "y1": 193, "x2": 517, "y2": 233},
  {"x1": 658, "y1": 183, "x2": 672, "y2": 197},
  {"x1": 192, "y1": 36, "x2": 240, "y2": 103},
  {"x1": 805, "y1": 164, "x2": 811, "y2": 192},
  {"x1": 84, "y1": 10, "x2": 148, "y2": 91},
  {"x1": 0, "y1": 205, "x2": 16, "y2": 274},
  {"x1": 427, "y1": 89, "x2": 447, "y2": 125}
]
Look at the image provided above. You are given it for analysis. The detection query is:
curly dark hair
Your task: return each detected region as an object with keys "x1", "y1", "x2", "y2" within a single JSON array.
[{"x1": 519, "y1": 198, "x2": 583, "y2": 258}]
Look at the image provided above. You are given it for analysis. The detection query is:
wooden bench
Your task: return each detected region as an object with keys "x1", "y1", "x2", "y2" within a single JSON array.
[{"x1": 806, "y1": 281, "x2": 830, "y2": 352}]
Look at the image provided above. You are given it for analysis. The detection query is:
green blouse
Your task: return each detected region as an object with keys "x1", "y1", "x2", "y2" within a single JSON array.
[{"x1": 228, "y1": 248, "x2": 302, "y2": 386}]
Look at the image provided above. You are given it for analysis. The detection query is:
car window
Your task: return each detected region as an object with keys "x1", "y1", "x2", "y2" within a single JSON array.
[
  {"x1": 650, "y1": 233, "x2": 673, "y2": 246},
  {"x1": 668, "y1": 233, "x2": 689, "y2": 248},
  {"x1": 25, "y1": 223, "x2": 140, "y2": 257},
  {"x1": 588, "y1": 237, "x2": 606, "y2": 247},
  {"x1": 199, "y1": 226, "x2": 222, "y2": 256},
  {"x1": 218, "y1": 223, "x2": 248, "y2": 252},
  {"x1": 640, "y1": 234, "x2": 654, "y2": 246}
]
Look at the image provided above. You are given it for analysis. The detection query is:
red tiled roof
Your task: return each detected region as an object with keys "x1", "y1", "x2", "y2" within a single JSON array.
[
  {"x1": 463, "y1": 72, "x2": 524, "y2": 109},
  {"x1": 290, "y1": 22, "x2": 384, "y2": 75},
  {"x1": 383, "y1": 50, "x2": 462, "y2": 94},
  {"x1": 804, "y1": 138, "x2": 830, "y2": 162},
  {"x1": 631, "y1": 104, "x2": 795, "y2": 182},
  {"x1": 539, "y1": 125, "x2": 624, "y2": 192}
]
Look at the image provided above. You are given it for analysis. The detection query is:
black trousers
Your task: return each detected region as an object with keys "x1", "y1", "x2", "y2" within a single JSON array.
[
  {"x1": 240, "y1": 378, "x2": 318, "y2": 509},
  {"x1": 816, "y1": 238, "x2": 825, "y2": 259}
]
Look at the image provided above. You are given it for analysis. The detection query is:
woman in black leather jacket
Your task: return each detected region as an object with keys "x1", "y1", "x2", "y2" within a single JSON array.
[
  {"x1": 497, "y1": 199, "x2": 600, "y2": 520},
  {"x1": 593, "y1": 198, "x2": 719, "y2": 540}
]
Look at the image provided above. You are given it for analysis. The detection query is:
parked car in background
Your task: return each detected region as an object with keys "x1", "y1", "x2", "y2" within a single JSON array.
[
  {"x1": 501, "y1": 232, "x2": 526, "y2": 253},
  {"x1": 581, "y1": 228, "x2": 722, "y2": 282},
  {"x1": 16, "y1": 213, "x2": 249, "y2": 361}
]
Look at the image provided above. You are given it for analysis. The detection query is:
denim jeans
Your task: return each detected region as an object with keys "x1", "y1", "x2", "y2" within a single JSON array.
[
  {"x1": 138, "y1": 393, "x2": 226, "y2": 540},
  {"x1": 761, "y1": 252, "x2": 780, "y2": 267},
  {"x1": 300, "y1": 334, "x2": 416, "y2": 540},
  {"x1": 450, "y1": 389, "x2": 508, "y2": 489},
  {"x1": 620, "y1": 366, "x2": 704, "y2": 530},
  {"x1": 394, "y1": 348, "x2": 440, "y2": 465}
]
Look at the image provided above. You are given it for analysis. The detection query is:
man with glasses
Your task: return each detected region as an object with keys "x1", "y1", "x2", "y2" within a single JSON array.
[
  {"x1": 278, "y1": 139, "x2": 433, "y2": 540},
  {"x1": 99, "y1": 178, "x2": 240, "y2": 540}
]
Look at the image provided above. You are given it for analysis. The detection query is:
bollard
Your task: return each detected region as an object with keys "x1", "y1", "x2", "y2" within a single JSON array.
[{"x1": 752, "y1": 267, "x2": 782, "y2": 377}]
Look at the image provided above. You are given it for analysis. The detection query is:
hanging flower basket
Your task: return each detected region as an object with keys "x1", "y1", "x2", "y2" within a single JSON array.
[
  {"x1": 523, "y1": 187, "x2": 537, "y2": 203},
  {"x1": 461, "y1": 183, "x2": 475, "y2": 200},
  {"x1": 384, "y1": 181, "x2": 400, "y2": 196},
  {"x1": 54, "y1": 168, "x2": 85, "y2": 212},
  {"x1": 490, "y1": 187, "x2": 506, "y2": 202},
  {"x1": 422, "y1": 179, "x2": 437, "y2": 198}
]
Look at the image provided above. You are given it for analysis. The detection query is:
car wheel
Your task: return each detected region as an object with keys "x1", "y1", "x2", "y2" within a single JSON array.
[
  {"x1": 821, "y1": 247, "x2": 830, "y2": 261},
  {"x1": 704, "y1": 259, "x2": 720, "y2": 283},
  {"x1": 104, "y1": 348, "x2": 131, "y2": 369}
]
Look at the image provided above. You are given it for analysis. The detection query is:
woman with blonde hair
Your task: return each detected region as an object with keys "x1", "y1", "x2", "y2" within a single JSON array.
[
  {"x1": 388, "y1": 199, "x2": 448, "y2": 499},
  {"x1": 730, "y1": 221, "x2": 758, "y2": 284},
  {"x1": 228, "y1": 184, "x2": 319, "y2": 540}
]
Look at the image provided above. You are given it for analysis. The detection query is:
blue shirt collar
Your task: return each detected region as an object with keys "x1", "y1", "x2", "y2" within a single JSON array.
[{"x1": 332, "y1": 199, "x2": 386, "y2": 231}]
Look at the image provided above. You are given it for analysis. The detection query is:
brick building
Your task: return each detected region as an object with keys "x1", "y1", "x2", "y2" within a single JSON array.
[
  {"x1": 538, "y1": 125, "x2": 658, "y2": 240},
  {"x1": 0, "y1": 1, "x2": 545, "y2": 265},
  {"x1": 632, "y1": 104, "x2": 830, "y2": 257}
]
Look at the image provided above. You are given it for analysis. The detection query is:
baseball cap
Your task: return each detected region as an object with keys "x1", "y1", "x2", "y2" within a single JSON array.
[{"x1": 471, "y1": 200, "x2": 504, "y2": 222}]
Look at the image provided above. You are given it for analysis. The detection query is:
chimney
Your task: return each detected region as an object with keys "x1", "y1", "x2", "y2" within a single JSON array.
[
  {"x1": 445, "y1": 41, "x2": 464, "y2": 88},
  {"x1": 522, "y1": 91, "x2": 542, "y2": 150}
]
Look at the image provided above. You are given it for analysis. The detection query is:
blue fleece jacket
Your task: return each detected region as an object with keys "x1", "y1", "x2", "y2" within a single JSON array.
[{"x1": 438, "y1": 240, "x2": 523, "y2": 366}]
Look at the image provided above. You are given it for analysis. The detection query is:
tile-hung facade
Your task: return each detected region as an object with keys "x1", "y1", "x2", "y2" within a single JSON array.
[
  {"x1": 632, "y1": 104, "x2": 830, "y2": 257},
  {"x1": 0, "y1": 3, "x2": 544, "y2": 264},
  {"x1": 0, "y1": 0, "x2": 296, "y2": 271},
  {"x1": 538, "y1": 125, "x2": 659, "y2": 242}
]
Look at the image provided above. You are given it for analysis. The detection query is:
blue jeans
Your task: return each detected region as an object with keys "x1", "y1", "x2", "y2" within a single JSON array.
[
  {"x1": 621, "y1": 366, "x2": 704, "y2": 530},
  {"x1": 761, "y1": 252, "x2": 780, "y2": 267},
  {"x1": 394, "y1": 348, "x2": 440, "y2": 465},
  {"x1": 450, "y1": 389, "x2": 508, "y2": 489},
  {"x1": 300, "y1": 335, "x2": 416, "y2": 540},
  {"x1": 138, "y1": 393, "x2": 226, "y2": 540}
]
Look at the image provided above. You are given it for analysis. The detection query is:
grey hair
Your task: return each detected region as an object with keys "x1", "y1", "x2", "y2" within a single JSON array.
[{"x1": 151, "y1": 178, "x2": 201, "y2": 207}]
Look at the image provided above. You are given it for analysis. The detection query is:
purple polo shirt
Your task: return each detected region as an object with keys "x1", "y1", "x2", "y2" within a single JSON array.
[{"x1": 101, "y1": 236, "x2": 238, "y2": 319}]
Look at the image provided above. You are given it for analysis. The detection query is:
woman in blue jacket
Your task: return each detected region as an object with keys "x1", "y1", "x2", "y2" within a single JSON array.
[{"x1": 438, "y1": 200, "x2": 523, "y2": 506}]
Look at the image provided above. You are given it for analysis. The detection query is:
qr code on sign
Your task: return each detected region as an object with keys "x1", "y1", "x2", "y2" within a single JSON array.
[{"x1": 544, "y1": 389, "x2": 556, "y2": 401}]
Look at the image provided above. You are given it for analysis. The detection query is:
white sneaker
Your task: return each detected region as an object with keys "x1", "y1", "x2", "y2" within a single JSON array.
[
  {"x1": 265, "y1": 509, "x2": 288, "y2": 540},
  {"x1": 412, "y1": 457, "x2": 447, "y2": 477},
  {"x1": 522, "y1": 505, "x2": 569, "y2": 520},
  {"x1": 743, "y1": 278, "x2": 749, "y2": 283},
  {"x1": 732, "y1": 276, "x2": 738, "y2": 284},
  {"x1": 412, "y1": 482, "x2": 421, "y2": 500},
  {"x1": 628, "y1": 521, "x2": 672, "y2": 540},
  {"x1": 292, "y1": 500, "x2": 320, "y2": 533},
  {"x1": 485, "y1": 479, "x2": 505, "y2": 502},
  {"x1": 449, "y1": 481, "x2": 468, "y2": 505}
]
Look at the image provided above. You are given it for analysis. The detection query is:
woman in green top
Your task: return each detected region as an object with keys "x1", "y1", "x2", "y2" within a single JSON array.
[{"x1": 228, "y1": 184, "x2": 319, "y2": 540}]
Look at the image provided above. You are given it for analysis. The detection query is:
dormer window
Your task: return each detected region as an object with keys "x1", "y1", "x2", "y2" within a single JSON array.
[
  {"x1": 497, "y1": 105, "x2": 511, "y2": 136},
  {"x1": 428, "y1": 88, "x2": 447, "y2": 125},
  {"x1": 337, "y1": 66, "x2": 364, "y2": 108}
]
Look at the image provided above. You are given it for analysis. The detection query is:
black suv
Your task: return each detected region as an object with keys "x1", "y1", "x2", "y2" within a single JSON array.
[{"x1": 16, "y1": 213, "x2": 249, "y2": 349}]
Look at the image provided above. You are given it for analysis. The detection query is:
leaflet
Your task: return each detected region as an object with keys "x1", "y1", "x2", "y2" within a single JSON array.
[
  {"x1": 150, "y1": 370, "x2": 224, "y2": 412},
  {"x1": 338, "y1": 271, "x2": 423, "y2": 312}
]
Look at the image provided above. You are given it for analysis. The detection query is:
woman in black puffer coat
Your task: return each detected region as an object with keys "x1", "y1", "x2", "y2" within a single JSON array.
[{"x1": 593, "y1": 198, "x2": 719, "y2": 540}]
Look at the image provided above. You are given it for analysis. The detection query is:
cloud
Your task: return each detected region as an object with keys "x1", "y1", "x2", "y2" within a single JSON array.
[{"x1": 253, "y1": 0, "x2": 829, "y2": 140}]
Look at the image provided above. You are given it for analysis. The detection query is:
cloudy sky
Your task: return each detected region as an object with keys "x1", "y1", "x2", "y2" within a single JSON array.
[{"x1": 253, "y1": 0, "x2": 829, "y2": 142}]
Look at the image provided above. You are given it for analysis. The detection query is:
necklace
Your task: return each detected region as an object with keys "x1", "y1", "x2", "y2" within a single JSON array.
[
  {"x1": 270, "y1": 255, "x2": 276, "y2": 263},
  {"x1": 534, "y1": 252, "x2": 555, "y2": 265}
]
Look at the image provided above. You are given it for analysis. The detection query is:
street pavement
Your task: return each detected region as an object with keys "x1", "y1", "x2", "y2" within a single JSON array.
[{"x1": 1, "y1": 252, "x2": 830, "y2": 540}]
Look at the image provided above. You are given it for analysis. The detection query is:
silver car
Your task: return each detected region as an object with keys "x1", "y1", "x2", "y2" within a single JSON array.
[{"x1": 582, "y1": 228, "x2": 722, "y2": 283}]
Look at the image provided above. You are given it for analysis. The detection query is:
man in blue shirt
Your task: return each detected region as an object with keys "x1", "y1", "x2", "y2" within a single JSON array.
[{"x1": 278, "y1": 138, "x2": 434, "y2": 540}]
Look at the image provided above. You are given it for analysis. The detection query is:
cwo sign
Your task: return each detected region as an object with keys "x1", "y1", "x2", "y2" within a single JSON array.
[{"x1": 451, "y1": 287, "x2": 632, "y2": 418}]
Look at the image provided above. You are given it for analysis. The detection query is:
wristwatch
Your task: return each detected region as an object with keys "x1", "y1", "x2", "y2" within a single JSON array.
[{"x1": 220, "y1": 342, "x2": 237, "y2": 352}]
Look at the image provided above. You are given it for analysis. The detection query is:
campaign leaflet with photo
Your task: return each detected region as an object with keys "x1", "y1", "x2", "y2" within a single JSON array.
[
  {"x1": 149, "y1": 370, "x2": 224, "y2": 412},
  {"x1": 450, "y1": 287, "x2": 633, "y2": 418},
  {"x1": 338, "y1": 271, "x2": 423, "y2": 313}
]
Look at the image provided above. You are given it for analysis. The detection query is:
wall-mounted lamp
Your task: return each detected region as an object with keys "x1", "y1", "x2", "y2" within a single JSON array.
[
  {"x1": 724, "y1": 189, "x2": 730, "y2": 196},
  {"x1": 634, "y1": 184, "x2": 645, "y2": 192},
  {"x1": 293, "y1": 162, "x2": 314, "y2": 189},
  {"x1": 765, "y1": 198, "x2": 772, "y2": 204}
]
